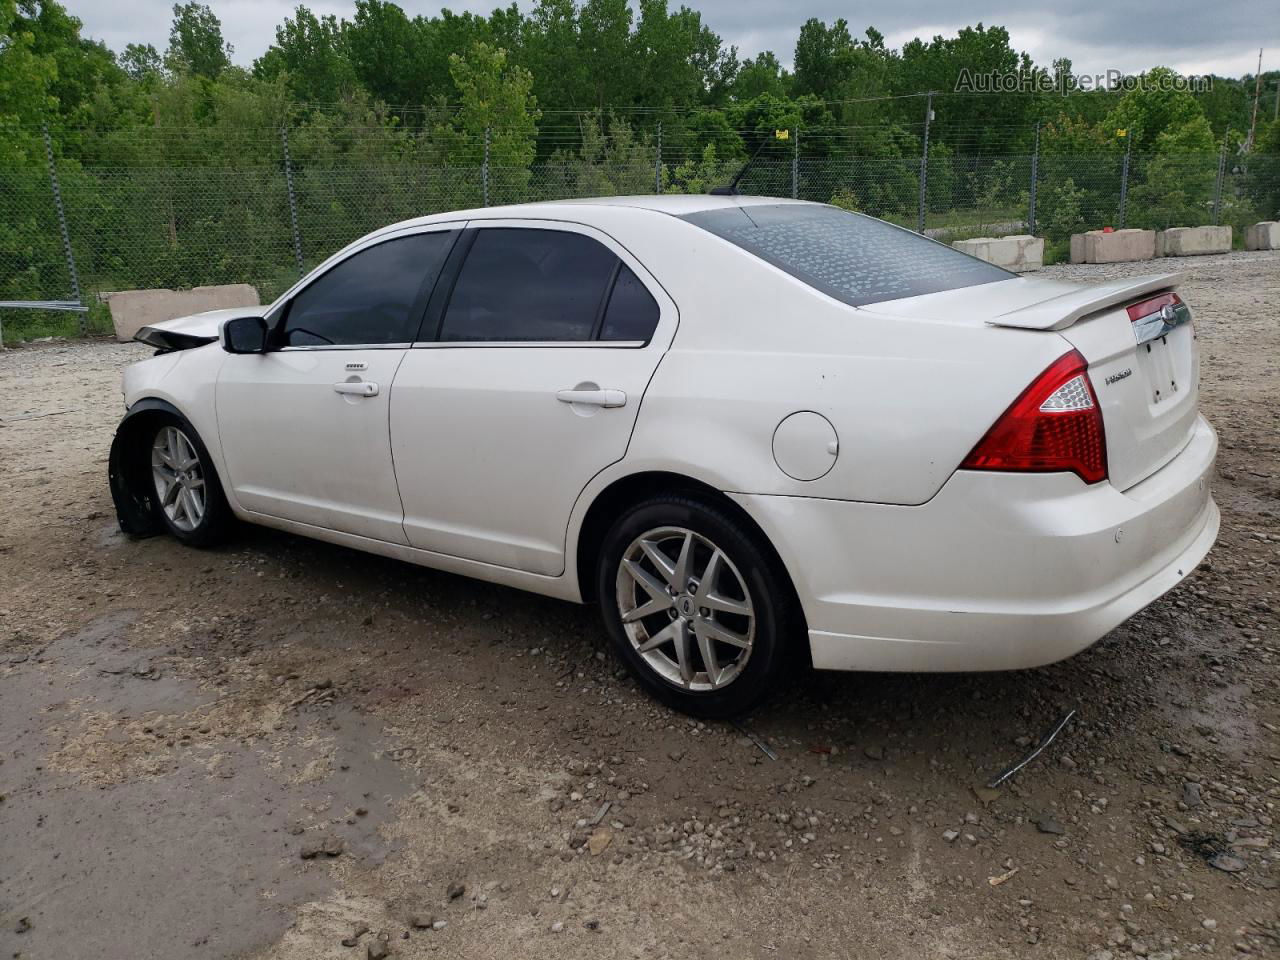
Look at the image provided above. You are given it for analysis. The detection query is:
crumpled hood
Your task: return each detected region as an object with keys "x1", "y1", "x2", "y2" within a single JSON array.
[
  {"x1": 134, "y1": 306, "x2": 267, "y2": 351},
  {"x1": 144, "y1": 306, "x2": 267, "y2": 339}
]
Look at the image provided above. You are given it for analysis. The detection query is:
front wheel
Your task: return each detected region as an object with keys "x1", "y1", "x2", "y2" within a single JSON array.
[
  {"x1": 596, "y1": 494, "x2": 796, "y2": 718},
  {"x1": 147, "y1": 418, "x2": 232, "y2": 547}
]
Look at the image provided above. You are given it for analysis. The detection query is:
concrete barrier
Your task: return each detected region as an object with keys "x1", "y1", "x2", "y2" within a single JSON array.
[
  {"x1": 1245, "y1": 221, "x2": 1280, "y2": 251},
  {"x1": 1069, "y1": 228, "x2": 1156, "y2": 264},
  {"x1": 105, "y1": 284, "x2": 260, "y2": 342},
  {"x1": 1156, "y1": 225, "x2": 1232, "y2": 257},
  {"x1": 951, "y1": 234, "x2": 1044, "y2": 272}
]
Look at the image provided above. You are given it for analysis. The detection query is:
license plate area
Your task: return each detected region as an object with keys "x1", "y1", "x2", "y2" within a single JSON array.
[{"x1": 1135, "y1": 326, "x2": 1192, "y2": 408}]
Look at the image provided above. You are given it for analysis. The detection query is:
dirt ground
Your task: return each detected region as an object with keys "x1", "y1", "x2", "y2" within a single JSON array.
[{"x1": 1, "y1": 250, "x2": 1277, "y2": 960}]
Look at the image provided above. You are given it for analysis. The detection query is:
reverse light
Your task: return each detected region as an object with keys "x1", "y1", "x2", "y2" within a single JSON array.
[{"x1": 961, "y1": 349, "x2": 1107, "y2": 484}]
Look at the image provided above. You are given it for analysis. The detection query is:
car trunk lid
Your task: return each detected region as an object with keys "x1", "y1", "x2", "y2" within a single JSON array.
[{"x1": 865, "y1": 272, "x2": 1200, "y2": 491}]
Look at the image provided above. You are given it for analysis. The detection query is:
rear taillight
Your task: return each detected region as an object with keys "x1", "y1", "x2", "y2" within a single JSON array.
[{"x1": 961, "y1": 349, "x2": 1107, "y2": 484}]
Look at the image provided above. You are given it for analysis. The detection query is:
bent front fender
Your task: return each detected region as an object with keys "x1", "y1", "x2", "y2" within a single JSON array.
[{"x1": 108, "y1": 398, "x2": 185, "y2": 537}]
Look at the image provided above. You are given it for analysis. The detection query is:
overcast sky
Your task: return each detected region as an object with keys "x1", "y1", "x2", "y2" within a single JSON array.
[{"x1": 68, "y1": 0, "x2": 1273, "y2": 82}]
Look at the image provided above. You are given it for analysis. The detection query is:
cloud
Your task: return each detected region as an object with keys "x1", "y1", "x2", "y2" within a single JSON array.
[{"x1": 67, "y1": 0, "x2": 1268, "y2": 79}]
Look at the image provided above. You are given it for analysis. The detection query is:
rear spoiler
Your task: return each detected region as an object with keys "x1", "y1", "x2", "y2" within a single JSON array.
[{"x1": 988, "y1": 272, "x2": 1184, "y2": 331}]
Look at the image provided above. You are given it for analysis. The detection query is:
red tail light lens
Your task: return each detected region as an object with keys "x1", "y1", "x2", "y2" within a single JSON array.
[
  {"x1": 1125, "y1": 292, "x2": 1180, "y2": 323},
  {"x1": 961, "y1": 349, "x2": 1107, "y2": 484}
]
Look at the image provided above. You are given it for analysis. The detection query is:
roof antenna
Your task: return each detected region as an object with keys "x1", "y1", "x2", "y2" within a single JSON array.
[{"x1": 709, "y1": 129, "x2": 790, "y2": 196}]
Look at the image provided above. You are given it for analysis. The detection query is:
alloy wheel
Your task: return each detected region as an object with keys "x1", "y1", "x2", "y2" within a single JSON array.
[
  {"x1": 151, "y1": 425, "x2": 206, "y2": 533},
  {"x1": 615, "y1": 526, "x2": 755, "y2": 691}
]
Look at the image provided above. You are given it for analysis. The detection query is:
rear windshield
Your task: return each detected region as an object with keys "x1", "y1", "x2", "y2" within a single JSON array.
[{"x1": 680, "y1": 203, "x2": 1012, "y2": 307}]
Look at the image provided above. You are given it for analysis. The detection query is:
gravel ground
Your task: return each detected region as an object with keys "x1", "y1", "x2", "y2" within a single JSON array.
[{"x1": 1, "y1": 250, "x2": 1277, "y2": 960}]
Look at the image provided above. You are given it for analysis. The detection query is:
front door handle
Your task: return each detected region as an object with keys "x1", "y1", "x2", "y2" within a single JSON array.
[
  {"x1": 556, "y1": 388, "x2": 626, "y2": 408},
  {"x1": 333, "y1": 381, "x2": 379, "y2": 397}
]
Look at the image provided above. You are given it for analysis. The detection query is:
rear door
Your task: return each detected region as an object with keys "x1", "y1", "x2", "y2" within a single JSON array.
[
  {"x1": 216, "y1": 226, "x2": 459, "y2": 542},
  {"x1": 389, "y1": 220, "x2": 677, "y2": 575}
]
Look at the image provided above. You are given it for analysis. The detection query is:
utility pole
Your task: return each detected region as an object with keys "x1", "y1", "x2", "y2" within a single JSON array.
[
  {"x1": 43, "y1": 123, "x2": 84, "y2": 333},
  {"x1": 1118, "y1": 129, "x2": 1132, "y2": 229},
  {"x1": 280, "y1": 125, "x2": 304, "y2": 278},
  {"x1": 791, "y1": 124, "x2": 799, "y2": 199},
  {"x1": 917, "y1": 92, "x2": 934, "y2": 234},
  {"x1": 1028, "y1": 121, "x2": 1040, "y2": 235},
  {"x1": 1246, "y1": 49, "x2": 1264, "y2": 150},
  {"x1": 654, "y1": 121, "x2": 663, "y2": 194}
]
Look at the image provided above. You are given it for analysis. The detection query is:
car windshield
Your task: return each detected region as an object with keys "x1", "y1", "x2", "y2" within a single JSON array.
[{"x1": 679, "y1": 203, "x2": 1013, "y2": 307}]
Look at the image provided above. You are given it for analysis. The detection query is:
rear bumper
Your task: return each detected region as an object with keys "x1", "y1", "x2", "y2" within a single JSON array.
[{"x1": 730, "y1": 415, "x2": 1219, "y2": 672}]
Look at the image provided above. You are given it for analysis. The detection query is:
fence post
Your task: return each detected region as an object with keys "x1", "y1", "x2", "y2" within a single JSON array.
[
  {"x1": 43, "y1": 123, "x2": 84, "y2": 334},
  {"x1": 1028, "y1": 121, "x2": 1040, "y2": 236},
  {"x1": 482, "y1": 126, "x2": 491, "y2": 206},
  {"x1": 1118, "y1": 133, "x2": 1131, "y2": 229},
  {"x1": 791, "y1": 124, "x2": 799, "y2": 199},
  {"x1": 1212, "y1": 137, "x2": 1227, "y2": 225},
  {"x1": 280, "y1": 125, "x2": 304, "y2": 278},
  {"x1": 654, "y1": 121, "x2": 662, "y2": 194},
  {"x1": 918, "y1": 92, "x2": 933, "y2": 233}
]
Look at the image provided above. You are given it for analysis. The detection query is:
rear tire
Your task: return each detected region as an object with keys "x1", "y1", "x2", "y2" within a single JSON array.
[
  {"x1": 596, "y1": 494, "x2": 796, "y2": 718},
  {"x1": 145, "y1": 415, "x2": 233, "y2": 547}
]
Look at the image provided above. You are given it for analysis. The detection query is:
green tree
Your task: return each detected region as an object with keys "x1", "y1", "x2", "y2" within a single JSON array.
[
  {"x1": 436, "y1": 41, "x2": 540, "y2": 203},
  {"x1": 166, "y1": 2, "x2": 232, "y2": 79},
  {"x1": 255, "y1": 7, "x2": 356, "y2": 104},
  {"x1": 733, "y1": 51, "x2": 787, "y2": 101},
  {"x1": 792, "y1": 18, "x2": 853, "y2": 99},
  {"x1": 120, "y1": 43, "x2": 163, "y2": 82}
]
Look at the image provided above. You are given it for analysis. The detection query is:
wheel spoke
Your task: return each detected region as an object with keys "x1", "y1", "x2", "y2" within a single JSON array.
[
  {"x1": 622, "y1": 594, "x2": 673, "y2": 623},
  {"x1": 159, "y1": 474, "x2": 181, "y2": 507},
  {"x1": 671, "y1": 619, "x2": 694, "y2": 685},
  {"x1": 637, "y1": 619, "x2": 679, "y2": 653},
  {"x1": 671, "y1": 531, "x2": 694, "y2": 590},
  {"x1": 695, "y1": 622, "x2": 722, "y2": 687},
  {"x1": 623, "y1": 558, "x2": 670, "y2": 603},
  {"x1": 698, "y1": 618, "x2": 751, "y2": 649},
  {"x1": 702, "y1": 592, "x2": 751, "y2": 617},
  {"x1": 638, "y1": 538, "x2": 676, "y2": 585},
  {"x1": 185, "y1": 487, "x2": 205, "y2": 524}
]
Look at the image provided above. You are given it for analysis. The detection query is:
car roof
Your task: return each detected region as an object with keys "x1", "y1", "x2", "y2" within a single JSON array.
[{"x1": 374, "y1": 194, "x2": 814, "y2": 235}]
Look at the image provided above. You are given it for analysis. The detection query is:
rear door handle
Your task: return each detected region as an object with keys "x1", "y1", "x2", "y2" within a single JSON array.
[
  {"x1": 556, "y1": 388, "x2": 627, "y2": 408},
  {"x1": 333, "y1": 381, "x2": 379, "y2": 397}
]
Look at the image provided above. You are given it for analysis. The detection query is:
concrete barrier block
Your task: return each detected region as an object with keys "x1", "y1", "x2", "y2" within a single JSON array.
[
  {"x1": 1070, "y1": 233, "x2": 1088, "y2": 264},
  {"x1": 105, "y1": 284, "x2": 260, "y2": 342},
  {"x1": 952, "y1": 234, "x2": 1044, "y2": 272},
  {"x1": 1245, "y1": 221, "x2": 1280, "y2": 251},
  {"x1": 1157, "y1": 225, "x2": 1232, "y2": 257},
  {"x1": 1069, "y1": 229, "x2": 1156, "y2": 264}
]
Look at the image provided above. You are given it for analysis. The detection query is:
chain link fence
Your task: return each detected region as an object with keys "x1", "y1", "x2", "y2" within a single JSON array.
[{"x1": 3, "y1": 131, "x2": 1279, "y2": 344}]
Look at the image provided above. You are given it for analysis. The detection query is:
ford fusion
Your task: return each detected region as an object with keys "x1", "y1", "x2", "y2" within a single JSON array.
[{"x1": 109, "y1": 196, "x2": 1218, "y2": 716}]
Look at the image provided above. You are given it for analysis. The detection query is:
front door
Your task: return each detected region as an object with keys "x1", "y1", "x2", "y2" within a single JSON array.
[
  {"x1": 390, "y1": 222, "x2": 675, "y2": 575},
  {"x1": 216, "y1": 227, "x2": 459, "y2": 543}
]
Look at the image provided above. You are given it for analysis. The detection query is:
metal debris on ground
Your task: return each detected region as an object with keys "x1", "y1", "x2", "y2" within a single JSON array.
[
  {"x1": 987, "y1": 709, "x2": 1077, "y2": 788},
  {"x1": 731, "y1": 721, "x2": 778, "y2": 760},
  {"x1": 588, "y1": 801, "x2": 612, "y2": 826}
]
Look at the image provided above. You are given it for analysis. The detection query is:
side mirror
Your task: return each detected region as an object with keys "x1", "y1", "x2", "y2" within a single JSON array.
[{"x1": 222, "y1": 316, "x2": 269, "y2": 354}]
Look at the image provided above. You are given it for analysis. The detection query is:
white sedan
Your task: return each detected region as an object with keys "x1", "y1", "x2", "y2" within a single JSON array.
[{"x1": 109, "y1": 196, "x2": 1219, "y2": 716}]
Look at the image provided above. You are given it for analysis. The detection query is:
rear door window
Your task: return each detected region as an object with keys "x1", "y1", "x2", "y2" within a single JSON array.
[
  {"x1": 439, "y1": 228, "x2": 619, "y2": 342},
  {"x1": 680, "y1": 203, "x2": 1011, "y2": 307}
]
